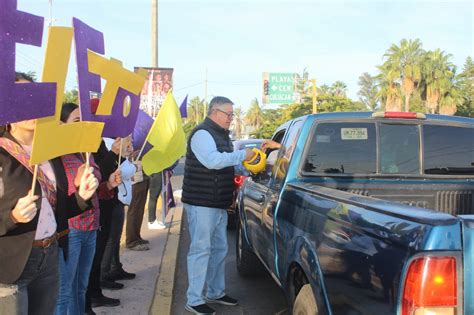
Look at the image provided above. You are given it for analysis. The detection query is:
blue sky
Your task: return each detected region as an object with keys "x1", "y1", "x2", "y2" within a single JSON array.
[{"x1": 16, "y1": 0, "x2": 473, "y2": 111}]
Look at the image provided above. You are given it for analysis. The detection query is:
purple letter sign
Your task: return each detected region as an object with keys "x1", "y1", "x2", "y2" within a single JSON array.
[
  {"x1": 73, "y1": 18, "x2": 140, "y2": 138},
  {"x1": 0, "y1": 0, "x2": 56, "y2": 125}
]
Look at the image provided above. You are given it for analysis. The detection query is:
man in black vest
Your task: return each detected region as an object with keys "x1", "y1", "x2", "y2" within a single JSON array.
[{"x1": 181, "y1": 96, "x2": 255, "y2": 315}]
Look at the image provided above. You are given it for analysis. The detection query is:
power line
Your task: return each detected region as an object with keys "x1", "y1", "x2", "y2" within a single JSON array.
[
  {"x1": 174, "y1": 81, "x2": 204, "y2": 91},
  {"x1": 16, "y1": 51, "x2": 43, "y2": 66},
  {"x1": 207, "y1": 80, "x2": 260, "y2": 86}
]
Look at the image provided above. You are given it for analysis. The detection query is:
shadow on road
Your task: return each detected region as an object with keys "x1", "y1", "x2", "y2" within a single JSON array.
[{"x1": 171, "y1": 215, "x2": 289, "y2": 315}]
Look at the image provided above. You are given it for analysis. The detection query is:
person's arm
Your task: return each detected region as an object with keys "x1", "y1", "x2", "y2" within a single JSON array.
[
  {"x1": 96, "y1": 168, "x2": 122, "y2": 200},
  {"x1": 190, "y1": 130, "x2": 246, "y2": 170},
  {"x1": 234, "y1": 164, "x2": 250, "y2": 176},
  {"x1": 93, "y1": 140, "x2": 121, "y2": 181},
  {"x1": 261, "y1": 139, "x2": 282, "y2": 151}
]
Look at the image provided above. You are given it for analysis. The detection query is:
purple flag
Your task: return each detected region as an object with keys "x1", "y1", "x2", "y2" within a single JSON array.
[
  {"x1": 73, "y1": 18, "x2": 140, "y2": 138},
  {"x1": 0, "y1": 0, "x2": 56, "y2": 125},
  {"x1": 179, "y1": 95, "x2": 188, "y2": 118},
  {"x1": 132, "y1": 109, "x2": 153, "y2": 155}
]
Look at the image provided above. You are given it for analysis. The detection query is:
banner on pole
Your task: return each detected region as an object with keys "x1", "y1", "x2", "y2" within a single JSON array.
[{"x1": 134, "y1": 67, "x2": 174, "y2": 118}]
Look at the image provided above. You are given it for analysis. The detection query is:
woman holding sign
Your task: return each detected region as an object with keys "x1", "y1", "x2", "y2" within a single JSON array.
[
  {"x1": 0, "y1": 73, "x2": 99, "y2": 315},
  {"x1": 55, "y1": 103, "x2": 123, "y2": 315}
]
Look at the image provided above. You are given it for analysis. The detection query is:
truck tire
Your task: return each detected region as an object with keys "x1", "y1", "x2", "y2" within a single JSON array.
[
  {"x1": 293, "y1": 284, "x2": 318, "y2": 315},
  {"x1": 236, "y1": 222, "x2": 264, "y2": 276}
]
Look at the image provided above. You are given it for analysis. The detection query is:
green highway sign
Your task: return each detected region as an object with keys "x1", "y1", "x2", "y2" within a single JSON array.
[{"x1": 262, "y1": 72, "x2": 296, "y2": 104}]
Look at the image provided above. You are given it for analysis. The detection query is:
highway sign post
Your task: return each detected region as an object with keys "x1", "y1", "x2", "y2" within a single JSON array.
[{"x1": 262, "y1": 72, "x2": 296, "y2": 104}]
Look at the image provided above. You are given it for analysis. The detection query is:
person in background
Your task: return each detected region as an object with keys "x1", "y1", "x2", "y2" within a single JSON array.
[
  {"x1": 54, "y1": 103, "x2": 122, "y2": 315},
  {"x1": 101, "y1": 139, "x2": 137, "y2": 282},
  {"x1": 147, "y1": 159, "x2": 179, "y2": 231},
  {"x1": 0, "y1": 72, "x2": 99, "y2": 315},
  {"x1": 147, "y1": 171, "x2": 166, "y2": 230},
  {"x1": 126, "y1": 152, "x2": 151, "y2": 250},
  {"x1": 181, "y1": 96, "x2": 256, "y2": 315},
  {"x1": 96, "y1": 137, "x2": 135, "y2": 290},
  {"x1": 86, "y1": 99, "x2": 129, "y2": 314}
]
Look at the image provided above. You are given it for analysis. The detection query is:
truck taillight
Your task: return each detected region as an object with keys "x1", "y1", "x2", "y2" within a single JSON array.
[
  {"x1": 234, "y1": 175, "x2": 247, "y2": 187},
  {"x1": 372, "y1": 111, "x2": 426, "y2": 119},
  {"x1": 402, "y1": 256, "x2": 458, "y2": 315}
]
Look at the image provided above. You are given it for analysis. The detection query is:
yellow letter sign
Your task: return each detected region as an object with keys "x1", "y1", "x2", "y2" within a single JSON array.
[{"x1": 30, "y1": 26, "x2": 104, "y2": 165}]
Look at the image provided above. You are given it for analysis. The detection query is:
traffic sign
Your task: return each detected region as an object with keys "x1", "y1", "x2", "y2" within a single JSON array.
[{"x1": 262, "y1": 72, "x2": 296, "y2": 104}]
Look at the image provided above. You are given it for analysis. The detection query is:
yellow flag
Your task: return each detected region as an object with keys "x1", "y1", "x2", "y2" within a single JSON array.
[{"x1": 142, "y1": 91, "x2": 186, "y2": 175}]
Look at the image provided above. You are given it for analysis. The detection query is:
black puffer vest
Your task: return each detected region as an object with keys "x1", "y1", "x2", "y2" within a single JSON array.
[{"x1": 181, "y1": 118, "x2": 235, "y2": 208}]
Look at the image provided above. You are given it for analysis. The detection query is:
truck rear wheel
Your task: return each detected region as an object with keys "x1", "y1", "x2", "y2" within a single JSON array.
[
  {"x1": 236, "y1": 222, "x2": 264, "y2": 276},
  {"x1": 293, "y1": 284, "x2": 318, "y2": 315}
]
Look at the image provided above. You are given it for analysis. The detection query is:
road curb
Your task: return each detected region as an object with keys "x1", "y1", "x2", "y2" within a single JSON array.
[{"x1": 149, "y1": 206, "x2": 183, "y2": 315}]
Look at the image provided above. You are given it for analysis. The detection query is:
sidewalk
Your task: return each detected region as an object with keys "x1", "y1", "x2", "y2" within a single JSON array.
[{"x1": 93, "y1": 192, "x2": 184, "y2": 315}]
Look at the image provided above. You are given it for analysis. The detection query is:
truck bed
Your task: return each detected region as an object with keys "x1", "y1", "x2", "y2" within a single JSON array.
[{"x1": 298, "y1": 177, "x2": 474, "y2": 216}]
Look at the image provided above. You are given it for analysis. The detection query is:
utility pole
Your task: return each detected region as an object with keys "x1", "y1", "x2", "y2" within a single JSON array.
[
  {"x1": 151, "y1": 0, "x2": 158, "y2": 67},
  {"x1": 312, "y1": 79, "x2": 318, "y2": 114},
  {"x1": 48, "y1": 0, "x2": 53, "y2": 26}
]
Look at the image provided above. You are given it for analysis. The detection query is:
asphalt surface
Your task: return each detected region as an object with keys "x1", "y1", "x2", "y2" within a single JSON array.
[{"x1": 171, "y1": 217, "x2": 289, "y2": 315}]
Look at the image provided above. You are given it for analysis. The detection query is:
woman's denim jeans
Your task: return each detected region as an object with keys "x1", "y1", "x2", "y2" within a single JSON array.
[{"x1": 55, "y1": 229, "x2": 97, "y2": 315}]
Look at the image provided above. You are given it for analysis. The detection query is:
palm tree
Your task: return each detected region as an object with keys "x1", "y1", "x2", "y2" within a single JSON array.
[
  {"x1": 376, "y1": 63, "x2": 402, "y2": 111},
  {"x1": 232, "y1": 107, "x2": 245, "y2": 139},
  {"x1": 245, "y1": 98, "x2": 264, "y2": 130},
  {"x1": 383, "y1": 39, "x2": 424, "y2": 112},
  {"x1": 318, "y1": 84, "x2": 331, "y2": 95},
  {"x1": 187, "y1": 96, "x2": 205, "y2": 125},
  {"x1": 357, "y1": 72, "x2": 379, "y2": 111},
  {"x1": 331, "y1": 81, "x2": 348, "y2": 97},
  {"x1": 439, "y1": 86, "x2": 461, "y2": 115},
  {"x1": 423, "y1": 49, "x2": 455, "y2": 113}
]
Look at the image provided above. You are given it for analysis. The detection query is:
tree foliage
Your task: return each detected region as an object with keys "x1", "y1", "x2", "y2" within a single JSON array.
[
  {"x1": 375, "y1": 38, "x2": 469, "y2": 116},
  {"x1": 245, "y1": 98, "x2": 264, "y2": 130},
  {"x1": 183, "y1": 96, "x2": 206, "y2": 139},
  {"x1": 64, "y1": 89, "x2": 79, "y2": 104},
  {"x1": 456, "y1": 56, "x2": 474, "y2": 117},
  {"x1": 357, "y1": 72, "x2": 379, "y2": 111}
]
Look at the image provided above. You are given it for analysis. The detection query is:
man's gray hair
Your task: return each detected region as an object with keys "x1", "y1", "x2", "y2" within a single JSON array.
[{"x1": 207, "y1": 96, "x2": 233, "y2": 116}]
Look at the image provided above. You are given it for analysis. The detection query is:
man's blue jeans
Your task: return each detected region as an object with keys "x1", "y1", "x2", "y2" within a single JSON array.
[
  {"x1": 184, "y1": 203, "x2": 228, "y2": 306},
  {"x1": 55, "y1": 229, "x2": 97, "y2": 315}
]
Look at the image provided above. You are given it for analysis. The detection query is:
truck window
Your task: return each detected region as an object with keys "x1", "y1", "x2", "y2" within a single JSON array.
[
  {"x1": 379, "y1": 124, "x2": 420, "y2": 174},
  {"x1": 271, "y1": 120, "x2": 303, "y2": 188},
  {"x1": 304, "y1": 122, "x2": 376, "y2": 174},
  {"x1": 423, "y1": 125, "x2": 474, "y2": 175}
]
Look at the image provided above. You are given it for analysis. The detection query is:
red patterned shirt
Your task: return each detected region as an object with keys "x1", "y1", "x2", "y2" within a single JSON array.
[{"x1": 61, "y1": 154, "x2": 102, "y2": 231}]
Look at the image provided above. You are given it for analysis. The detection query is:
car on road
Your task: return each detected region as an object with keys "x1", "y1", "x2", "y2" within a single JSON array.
[{"x1": 227, "y1": 139, "x2": 264, "y2": 229}]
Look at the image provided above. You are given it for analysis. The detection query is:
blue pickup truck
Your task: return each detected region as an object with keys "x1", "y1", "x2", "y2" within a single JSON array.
[{"x1": 236, "y1": 112, "x2": 474, "y2": 315}]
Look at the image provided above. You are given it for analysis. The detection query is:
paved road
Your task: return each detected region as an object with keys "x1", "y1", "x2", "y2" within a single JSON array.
[{"x1": 171, "y1": 217, "x2": 289, "y2": 315}]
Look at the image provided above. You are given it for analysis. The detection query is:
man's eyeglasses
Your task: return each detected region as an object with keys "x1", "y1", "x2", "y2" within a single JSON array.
[{"x1": 215, "y1": 108, "x2": 234, "y2": 119}]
